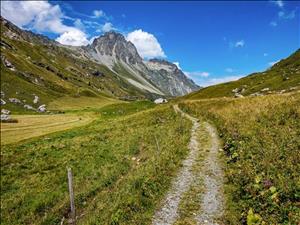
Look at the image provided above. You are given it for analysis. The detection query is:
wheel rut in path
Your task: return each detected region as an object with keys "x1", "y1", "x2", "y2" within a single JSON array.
[{"x1": 152, "y1": 104, "x2": 224, "y2": 225}]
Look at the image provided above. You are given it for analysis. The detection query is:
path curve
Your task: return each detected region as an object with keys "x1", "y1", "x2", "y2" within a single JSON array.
[{"x1": 152, "y1": 104, "x2": 224, "y2": 225}]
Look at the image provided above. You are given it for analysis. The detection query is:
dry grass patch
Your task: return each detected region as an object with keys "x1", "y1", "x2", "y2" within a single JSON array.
[{"x1": 1, "y1": 113, "x2": 96, "y2": 145}]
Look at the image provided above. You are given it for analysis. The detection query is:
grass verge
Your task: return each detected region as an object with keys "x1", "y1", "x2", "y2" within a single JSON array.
[{"x1": 179, "y1": 93, "x2": 300, "y2": 224}]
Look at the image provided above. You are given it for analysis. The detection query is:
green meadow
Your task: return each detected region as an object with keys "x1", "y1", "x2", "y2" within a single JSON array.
[{"x1": 1, "y1": 101, "x2": 193, "y2": 225}]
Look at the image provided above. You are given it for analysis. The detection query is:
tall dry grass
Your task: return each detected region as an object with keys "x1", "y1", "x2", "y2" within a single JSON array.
[{"x1": 179, "y1": 92, "x2": 300, "y2": 224}]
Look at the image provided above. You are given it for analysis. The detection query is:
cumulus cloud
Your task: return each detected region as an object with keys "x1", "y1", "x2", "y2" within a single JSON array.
[
  {"x1": 93, "y1": 10, "x2": 105, "y2": 18},
  {"x1": 1, "y1": 1, "x2": 89, "y2": 46},
  {"x1": 56, "y1": 29, "x2": 89, "y2": 46},
  {"x1": 126, "y1": 29, "x2": 166, "y2": 59},
  {"x1": 102, "y1": 22, "x2": 114, "y2": 32},
  {"x1": 173, "y1": 62, "x2": 181, "y2": 70},
  {"x1": 1, "y1": 1, "x2": 50, "y2": 27},
  {"x1": 235, "y1": 40, "x2": 245, "y2": 47}
]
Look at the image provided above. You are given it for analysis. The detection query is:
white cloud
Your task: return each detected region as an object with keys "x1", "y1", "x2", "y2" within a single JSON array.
[
  {"x1": 184, "y1": 71, "x2": 210, "y2": 77},
  {"x1": 173, "y1": 62, "x2": 181, "y2": 70},
  {"x1": 271, "y1": 0, "x2": 284, "y2": 8},
  {"x1": 102, "y1": 22, "x2": 114, "y2": 32},
  {"x1": 1, "y1": 1, "x2": 90, "y2": 46},
  {"x1": 126, "y1": 29, "x2": 166, "y2": 59},
  {"x1": 196, "y1": 75, "x2": 244, "y2": 87},
  {"x1": 235, "y1": 40, "x2": 245, "y2": 47},
  {"x1": 93, "y1": 10, "x2": 105, "y2": 18},
  {"x1": 1, "y1": 1, "x2": 50, "y2": 27},
  {"x1": 263, "y1": 53, "x2": 268, "y2": 57},
  {"x1": 56, "y1": 29, "x2": 89, "y2": 46},
  {"x1": 225, "y1": 68, "x2": 234, "y2": 73},
  {"x1": 268, "y1": 60, "x2": 280, "y2": 66},
  {"x1": 32, "y1": 5, "x2": 69, "y2": 33}
]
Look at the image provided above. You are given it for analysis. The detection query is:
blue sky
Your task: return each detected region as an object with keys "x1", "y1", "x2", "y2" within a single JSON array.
[{"x1": 1, "y1": 1, "x2": 299, "y2": 86}]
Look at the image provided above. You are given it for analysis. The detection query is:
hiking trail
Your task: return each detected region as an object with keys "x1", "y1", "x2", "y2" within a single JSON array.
[{"x1": 152, "y1": 104, "x2": 224, "y2": 225}]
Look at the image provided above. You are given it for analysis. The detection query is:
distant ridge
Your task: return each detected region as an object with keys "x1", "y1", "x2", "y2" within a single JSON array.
[{"x1": 184, "y1": 49, "x2": 300, "y2": 99}]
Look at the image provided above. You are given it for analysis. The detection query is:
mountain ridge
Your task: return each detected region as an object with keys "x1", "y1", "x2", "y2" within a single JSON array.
[
  {"x1": 0, "y1": 16, "x2": 200, "y2": 113},
  {"x1": 1, "y1": 16, "x2": 199, "y2": 100},
  {"x1": 80, "y1": 31, "x2": 199, "y2": 96}
]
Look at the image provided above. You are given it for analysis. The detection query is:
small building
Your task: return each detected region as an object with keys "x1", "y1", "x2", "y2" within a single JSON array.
[{"x1": 154, "y1": 98, "x2": 168, "y2": 104}]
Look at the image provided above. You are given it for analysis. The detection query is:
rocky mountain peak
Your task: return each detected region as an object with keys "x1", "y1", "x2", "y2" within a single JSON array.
[
  {"x1": 91, "y1": 31, "x2": 125, "y2": 46},
  {"x1": 88, "y1": 31, "x2": 142, "y2": 65}
]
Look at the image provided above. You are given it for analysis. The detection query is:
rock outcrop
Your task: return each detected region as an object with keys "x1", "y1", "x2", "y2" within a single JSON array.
[{"x1": 82, "y1": 32, "x2": 200, "y2": 96}]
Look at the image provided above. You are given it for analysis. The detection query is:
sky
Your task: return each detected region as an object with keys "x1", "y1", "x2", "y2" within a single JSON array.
[{"x1": 1, "y1": 0, "x2": 299, "y2": 86}]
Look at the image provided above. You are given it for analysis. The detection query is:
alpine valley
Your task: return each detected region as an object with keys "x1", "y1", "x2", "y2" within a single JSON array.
[
  {"x1": 1, "y1": 16, "x2": 199, "y2": 114},
  {"x1": 1, "y1": 4, "x2": 300, "y2": 225}
]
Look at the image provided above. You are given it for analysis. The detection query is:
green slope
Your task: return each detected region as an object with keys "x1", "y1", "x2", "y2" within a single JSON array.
[
  {"x1": 185, "y1": 49, "x2": 300, "y2": 100},
  {"x1": 0, "y1": 17, "x2": 158, "y2": 113}
]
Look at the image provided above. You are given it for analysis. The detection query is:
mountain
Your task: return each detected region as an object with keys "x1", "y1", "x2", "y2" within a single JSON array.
[
  {"x1": 80, "y1": 31, "x2": 199, "y2": 96},
  {"x1": 0, "y1": 16, "x2": 199, "y2": 112},
  {"x1": 81, "y1": 32, "x2": 164, "y2": 96},
  {"x1": 184, "y1": 49, "x2": 300, "y2": 100},
  {"x1": 145, "y1": 59, "x2": 199, "y2": 96}
]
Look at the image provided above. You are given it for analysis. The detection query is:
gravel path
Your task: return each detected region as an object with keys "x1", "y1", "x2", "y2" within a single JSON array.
[
  {"x1": 196, "y1": 122, "x2": 224, "y2": 225},
  {"x1": 152, "y1": 105, "x2": 224, "y2": 225},
  {"x1": 152, "y1": 105, "x2": 200, "y2": 225}
]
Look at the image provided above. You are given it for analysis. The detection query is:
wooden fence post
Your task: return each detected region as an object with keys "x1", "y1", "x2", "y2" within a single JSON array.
[
  {"x1": 155, "y1": 134, "x2": 160, "y2": 154},
  {"x1": 68, "y1": 168, "x2": 76, "y2": 225}
]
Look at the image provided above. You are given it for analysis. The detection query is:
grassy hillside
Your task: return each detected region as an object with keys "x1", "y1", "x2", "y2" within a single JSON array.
[
  {"x1": 1, "y1": 101, "x2": 194, "y2": 225},
  {"x1": 179, "y1": 92, "x2": 300, "y2": 224},
  {"x1": 0, "y1": 18, "x2": 158, "y2": 114},
  {"x1": 185, "y1": 49, "x2": 300, "y2": 100}
]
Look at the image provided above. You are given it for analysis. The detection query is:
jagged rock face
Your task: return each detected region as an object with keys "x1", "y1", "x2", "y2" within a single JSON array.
[
  {"x1": 83, "y1": 32, "x2": 165, "y2": 95},
  {"x1": 84, "y1": 32, "x2": 200, "y2": 96},
  {"x1": 86, "y1": 32, "x2": 143, "y2": 66},
  {"x1": 145, "y1": 59, "x2": 200, "y2": 96}
]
